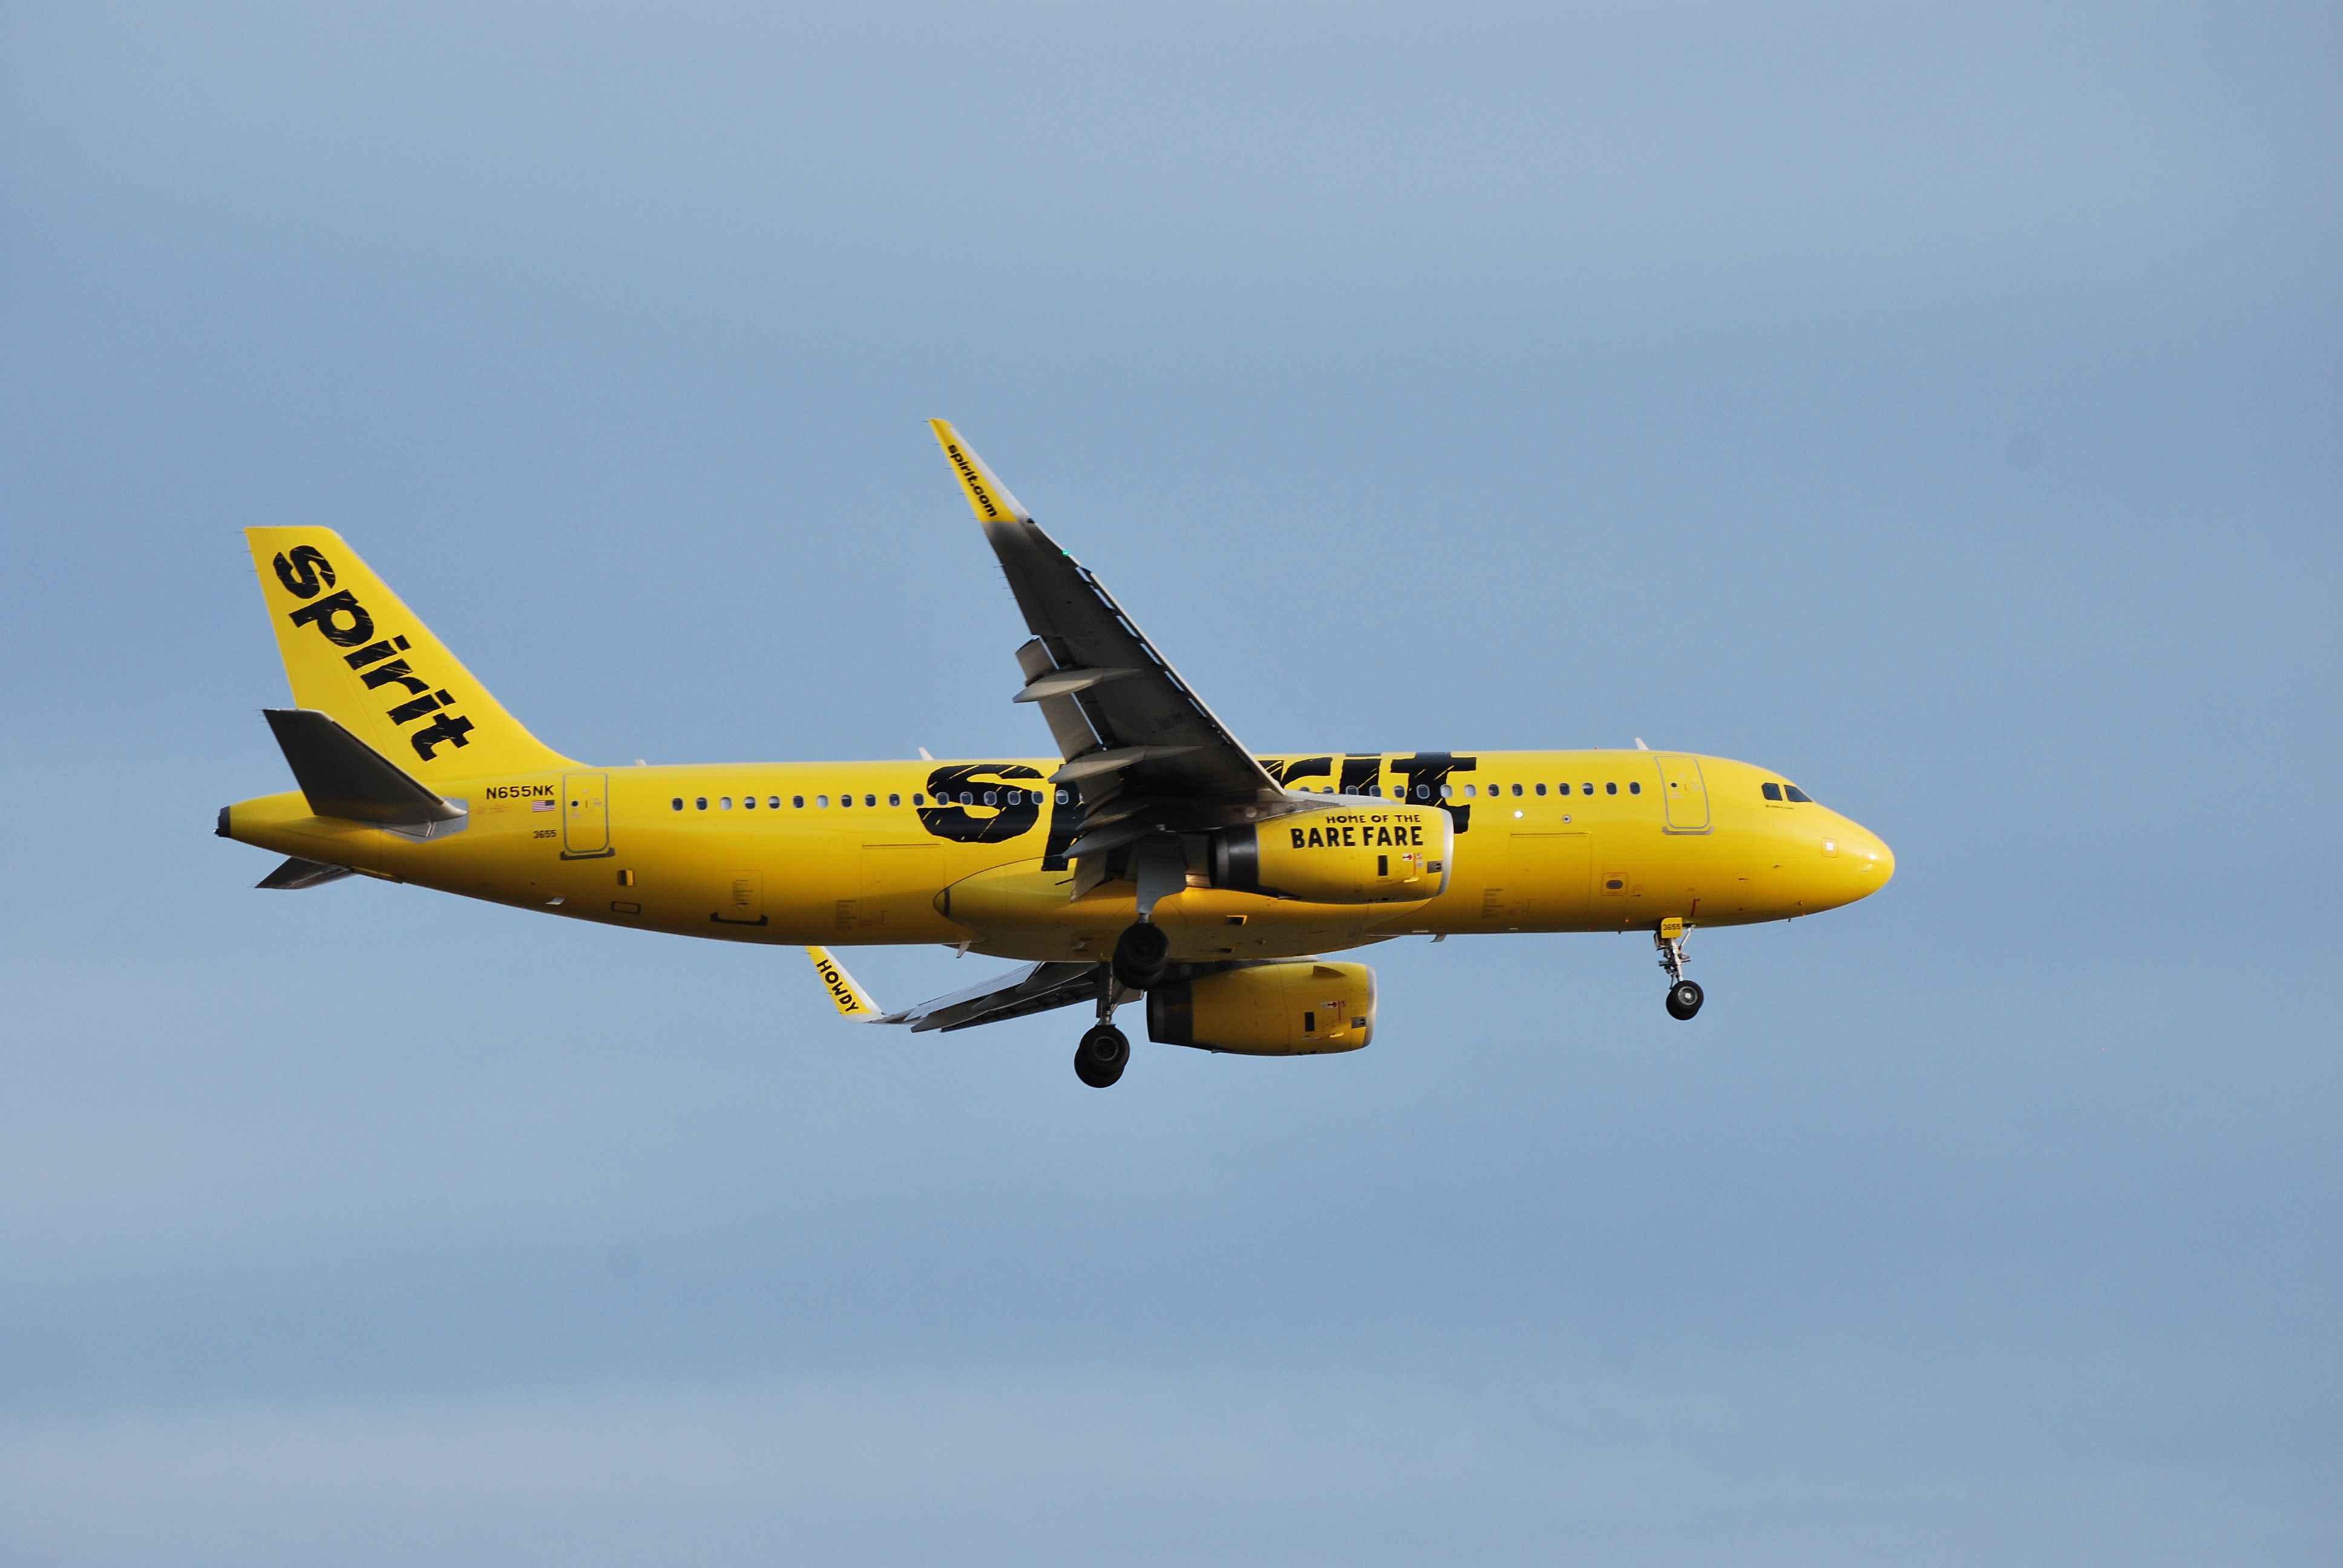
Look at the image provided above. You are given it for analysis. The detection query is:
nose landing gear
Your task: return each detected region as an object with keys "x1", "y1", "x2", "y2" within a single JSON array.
[{"x1": 1655, "y1": 918, "x2": 1703, "y2": 1020}]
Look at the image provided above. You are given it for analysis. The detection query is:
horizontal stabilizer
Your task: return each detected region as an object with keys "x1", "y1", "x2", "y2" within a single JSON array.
[
  {"x1": 255, "y1": 855, "x2": 356, "y2": 890},
  {"x1": 263, "y1": 708, "x2": 463, "y2": 826}
]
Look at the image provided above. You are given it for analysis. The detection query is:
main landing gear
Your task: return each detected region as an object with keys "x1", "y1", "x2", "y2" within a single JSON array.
[
  {"x1": 1075, "y1": 951, "x2": 1138, "y2": 1088},
  {"x1": 1075, "y1": 1022, "x2": 1129, "y2": 1088},
  {"x1": 1073, "y1": 921, "x2": 1167, "y2": 1087},
  {"x1": 1656, "y1": 918, "x2": 1703, "y2": 1021},
  {"x1": 1112, "y1": 921, "x2": 1170, "y2": 990}
]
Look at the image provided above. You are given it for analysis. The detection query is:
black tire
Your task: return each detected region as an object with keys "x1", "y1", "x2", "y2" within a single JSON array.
[
  {"x1": 1075, "y1": 1024, "x2": 1130, "y2": 1088},
  {"x1": 1111, "y1": 923, "x2": 1171, "y2": 991},
  {"x1": 1665, "y1": 980, "x2": 1704, "y2": 1021}
]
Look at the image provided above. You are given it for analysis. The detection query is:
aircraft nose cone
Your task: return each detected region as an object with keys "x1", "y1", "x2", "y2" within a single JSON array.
[{"x1": 1850, "y1": 825, "x2": 1894, "y2": 892}]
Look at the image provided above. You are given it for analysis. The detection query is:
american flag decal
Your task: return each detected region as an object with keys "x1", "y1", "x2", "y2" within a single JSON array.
[{"x1": 533, "y1": 799, "x2": 556, "y2": 812}]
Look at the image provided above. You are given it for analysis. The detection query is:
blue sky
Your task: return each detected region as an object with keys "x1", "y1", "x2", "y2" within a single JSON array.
[{"x1": 2, "y1": 4, "x2": 2336, "y2": 1563}]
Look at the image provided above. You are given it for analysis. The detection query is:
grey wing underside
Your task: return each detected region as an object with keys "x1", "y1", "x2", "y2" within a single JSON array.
[{"x1": 877, "y1": 960, "x2": 1106, "y2": 1033}]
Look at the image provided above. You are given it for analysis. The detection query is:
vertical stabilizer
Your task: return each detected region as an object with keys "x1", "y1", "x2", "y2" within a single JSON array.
[{"x1": 245, "y1": 528, "x2": 575, "y2": 779}]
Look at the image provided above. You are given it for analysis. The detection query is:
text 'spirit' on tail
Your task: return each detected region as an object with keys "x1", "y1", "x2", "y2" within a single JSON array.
[{"x1": 245, "y1": 528, "x2": 575, "y2": 777}]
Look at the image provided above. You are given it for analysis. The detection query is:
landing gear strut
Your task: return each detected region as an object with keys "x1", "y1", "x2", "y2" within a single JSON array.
[
  {"x1": 1074, "y1": 967, "x2": 1131, "y2": 1088},
  {"x1": 1656, "y1": 918, "x2": 1703, "y2": 1021}
]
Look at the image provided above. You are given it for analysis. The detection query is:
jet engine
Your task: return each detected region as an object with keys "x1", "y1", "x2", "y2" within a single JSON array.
[
  {"x1": 1210, "y1": 803, "x2": 1450, "y2": 904},
  {"x1": 1145, "y1": 961, "x2": 1376, "y2": 1056}
]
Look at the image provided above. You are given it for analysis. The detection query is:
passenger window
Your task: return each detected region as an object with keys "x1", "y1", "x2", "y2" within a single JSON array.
[
  {"x1": 744, "y1": 796, "x2": 756, "y2": 809},
  {"x1": 913, "y1": 793, "x2": 924, "y2": 806},
  {"x1": 1535, "y1": 783, "x2": 1547, "y2": 795},
  {"x1": 1605, "y1": 782, "x2": 1617, "y2": 795},
  {"x1": 839, "y1": 794, "x2": 852, "y2": 808},
  {"x1": 889, "y1": 793, "x2": 901, "y2": 806},
  {"x1": 1006, "y1": 789, "x2": 1021, "y2": 805},
  {"x1": 670, "y1": 797, "x2": 683, "y2": 811},
  {"x1": 816, "y1": 795, "x2": 828, "y2": 808},
  {"x1": 960, "y1": 791, "x2": 974, "y2": 805},
  {"x1": 1784, "y1": 785, "x2": 1812, "y2": 803},
  {"x1": 1582, "y1": 783, "x2": 1594, "y2": 795},
  {"x1": 1762, "y1": 782, "x2": 1783, "y2": 801},
  {"x1": 1056, "y1": 789, "x2": 1071, "y2": 805},
  {"x1": 1512, "y1": 783, "x2": 1523, "y2": 797},
  {"x1": 768, "y1": 797, "x2": 780, "y2": 809},
  {"x1": 695, "y1": 797, "x2": 707, "y2": 810},
  {"x1": 1415, "y1": 784, "x2": 1430, "y2": 800},
  {"x1": 1629, "y1": 782, "x2": 1640, "y2": 795},
  {"x1": 792, "y1": 795, "x2": 805, "y2": 809},
  {"x1": 983, "y1": 791, "x2": 998, "y2": 806},
  {"x1": 1463, "y1": 784, "x2": 1476, "y2": 798},
  {"x1": 1440, "y1": 783, "x2": 1454, "y2": 799},
  {"x1": 864, "y1": 794, "x2": 876, "y2": 808}
]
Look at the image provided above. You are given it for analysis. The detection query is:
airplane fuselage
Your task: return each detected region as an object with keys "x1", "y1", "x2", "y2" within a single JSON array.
[{"x1": 222, "y1": 747, "x2": 1893, "y2": 964}]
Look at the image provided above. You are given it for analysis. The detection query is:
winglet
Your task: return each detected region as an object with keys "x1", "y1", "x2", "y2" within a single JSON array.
[
  {"x1": 805, "y1": 947, "x2": 881, "y2": 1019},
  {"x1": 928, "y1": 419, "x2": 1032, "y2": 524}
]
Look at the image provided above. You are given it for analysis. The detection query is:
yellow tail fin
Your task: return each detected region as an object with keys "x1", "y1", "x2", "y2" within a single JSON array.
[{"x1": 245, "y1": 528, "x2": 575, "y2": 779}]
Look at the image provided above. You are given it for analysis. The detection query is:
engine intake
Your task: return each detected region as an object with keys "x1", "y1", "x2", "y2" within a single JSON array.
[
  {"x1": 1210, "y1": 803, "x2": 1450, "y2": 904},
  {"x1": 1146, "y1": 962, "x2": 1376, "y2": 1056}
]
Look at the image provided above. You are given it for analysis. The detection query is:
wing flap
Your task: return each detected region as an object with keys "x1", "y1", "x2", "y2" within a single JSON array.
[{"x1": 1013, "y1": 666, "x2": 1142, "y2": 702}]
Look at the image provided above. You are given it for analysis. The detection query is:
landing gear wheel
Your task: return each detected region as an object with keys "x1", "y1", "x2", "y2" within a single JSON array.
[
  {"x1": 1074, "y1": 1024, "x2": 1130, "y2": 1088},
  {"x1": 1665, "y1": 980, "x2": 1704, "y2": 1021},
  {"x1": 1111, "y1": 923, "x2": 1170, "y2": 991}
]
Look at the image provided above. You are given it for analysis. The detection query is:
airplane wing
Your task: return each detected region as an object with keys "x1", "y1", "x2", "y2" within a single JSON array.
[
  {"x1": 876, "y1": 959, "x2": 1106, "y2": 1033},
  {"x1": 928, "y1": 420, "x2": 1289, "y2": 895}
]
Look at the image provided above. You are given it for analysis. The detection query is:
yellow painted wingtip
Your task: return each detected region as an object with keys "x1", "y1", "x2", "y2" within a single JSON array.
[
  {"x1": 805, "y1": 946, "x2": 880, "y2": 1018},
  {"x1": 928, "y1": 419, "x2": 1031, "y2": 524}
]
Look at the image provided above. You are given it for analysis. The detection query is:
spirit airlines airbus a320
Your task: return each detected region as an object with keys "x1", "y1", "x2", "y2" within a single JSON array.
[{"x1": 219, "y1": 422, "x2": 1894, "y2": 1088}]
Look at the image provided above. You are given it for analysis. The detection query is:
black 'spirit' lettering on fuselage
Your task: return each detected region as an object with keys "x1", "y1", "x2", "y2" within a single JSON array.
[
  {"x1": 1390, "y1": 752, "x2": 1476, "y2": 834},
  {"x1": 917, "y1": 763, "x2": 1044, "y2": 844}
]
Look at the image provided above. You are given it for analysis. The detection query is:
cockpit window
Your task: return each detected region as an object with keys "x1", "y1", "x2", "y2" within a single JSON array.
[
  {"x1": 1784, "y1": 785, "x2": 1812, "y2": 803},
  {"x1": 1762, "y1": 782, "x2": 1783, "y2": 801}
]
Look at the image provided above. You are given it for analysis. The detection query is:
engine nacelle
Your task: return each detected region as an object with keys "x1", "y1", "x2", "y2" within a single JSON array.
[
  {"x1": 1146, "y1": 962, "x2": 1376, "y2": 1056},
  {"x1": 1210, "y1": 803, "x2": 1450, "y2": 904}
]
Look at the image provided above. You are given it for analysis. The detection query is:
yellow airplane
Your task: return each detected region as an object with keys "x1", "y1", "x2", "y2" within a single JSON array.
[{"x1": 218, "y1": 420, "x2": 1895, "y2": 1087}]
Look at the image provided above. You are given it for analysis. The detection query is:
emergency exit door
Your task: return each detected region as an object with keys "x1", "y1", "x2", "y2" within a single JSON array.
[{"x1": 562, "y1": 771, "x2": 611, "y2": 857}]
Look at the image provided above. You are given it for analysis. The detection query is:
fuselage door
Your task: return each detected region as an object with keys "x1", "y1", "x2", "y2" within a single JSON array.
[
  {"x1": 1656, "y1": 755, "x2": 1710, "y2": 833},
  {"x1": 562, "y1": 771, "x2": 611, "y2": 857}
]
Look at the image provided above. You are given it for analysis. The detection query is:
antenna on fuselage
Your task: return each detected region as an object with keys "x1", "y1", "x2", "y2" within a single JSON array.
[{"x1": 1634, "y1": 737, "x2": 1650, "y2": 750}]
